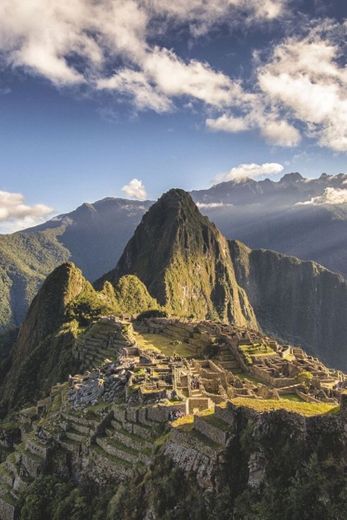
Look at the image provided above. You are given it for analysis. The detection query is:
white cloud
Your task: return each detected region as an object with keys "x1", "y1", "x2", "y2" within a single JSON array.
[
  {"x1": 121, "y1": 178, "x2": 147, "y2": 200},
  {"x1": 196, "y1": 202, "x2": 232, "y2": 209},
  {"x1": 0, "y1": 1, "x2": 284, "y2": 88},
  {"x1": 213, "y1": 162, "x2": 284, "y2": 184},
  {"x1": 206, "y1": 112, "x2": 301, "y2": 147},
  {"x1": 97, "y1": 69, "x2": 171, "y2": 112},
  {"x1": 206, "y1": 114, "x2": 250, "y2": 133},
  {"x1": 0, "y1": 0, "x2": 284, "y2": 113},
  {"x1": 0, "y1": 190, "x2": 53, "y2": 232},
  {"x1": 1, "y1": 2, "x2": 346, "y2": 153},
  {"x1": 257, "y1": 26, "x2": 347, "y2": 151},
  {"x1": 142, "y1": 47, "x2": 245, "y2": 108},
  {"x1": 144, "y1": 1, "x2": 286, "y2": 36},
  {"x1": 206, "y1": 21, "x2": 347, "y2": 151},
  {"x1": 297, "y1": 187, "x2": 347, "y2": 206},
  {"x1": 259, "y1": 119, "x2": 301, "y2": 147}
]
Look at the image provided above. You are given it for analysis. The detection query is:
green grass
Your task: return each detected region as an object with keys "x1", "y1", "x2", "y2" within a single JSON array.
[
  {"x1": 133, "y1": 331, "x2": 203, "y2": 358},
  {"x1": 237, "y1": 373, "x2": 262, "y2": 385},
  {"x1": 92, "y1": 445, "x2": 132, "y2": 468},
  {"x1": 239, "y1": 342, "x2": 275, "y2": 357},
  {"x1": 231, "y1": 397, "x2": 339, "y2": 416},
  {"x1": 281, "y1": 393, "x2": 303, "y2": 402},
  {"x1": 171, "y1": 415, "x2": 194, "y2": 429},
  {"x1": 105, "y1": 437, "x2": 139, "y2": 456}
]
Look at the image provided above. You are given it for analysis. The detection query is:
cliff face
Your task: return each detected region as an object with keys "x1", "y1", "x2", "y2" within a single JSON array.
[
  {"x1": 0, "y1": 263, "x2": 102, "y2": 412},
  {"x1": 100, "y1": 189, "x2": 258, "y2": 328},
  {"x1": 6, "y1": 394, "x2": 346, "y2": 520},
  {"x1": 230, "y1": 240, "x2": 347, "y2": 370}
]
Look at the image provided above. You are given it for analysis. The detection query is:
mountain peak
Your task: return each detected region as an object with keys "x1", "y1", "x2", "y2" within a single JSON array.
[
  {"x1": 153, "y1": 188, "x2": 201, "y2": 219},
  {"x1": 14, "y1": 262, "x2": 87, "y2": 358},
  {"x1": 98, "y1": 190, "x2": 258, "y2": 328},
  {"x1": 279, "y1": 172, "x2": 304, "y2": 183}
]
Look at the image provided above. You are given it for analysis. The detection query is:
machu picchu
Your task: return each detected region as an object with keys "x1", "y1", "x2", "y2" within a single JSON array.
[
  {"x1": 0, "y1": 312, "x2": 346, "y2": 519},
  {"x1": 0, "y1": 190, "x2": 347, "y2": 519}
]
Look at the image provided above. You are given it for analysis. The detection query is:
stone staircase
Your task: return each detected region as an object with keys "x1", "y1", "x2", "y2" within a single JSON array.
[
  {"x1": 216, "y1": 345, "x2": 242, "y2": 373},
  {"x1": 92, "y1": 406, "x2": 163, "y2": 473},
  {"x1": 57, "y1": 411, "x2": 97, "y2": 453}
]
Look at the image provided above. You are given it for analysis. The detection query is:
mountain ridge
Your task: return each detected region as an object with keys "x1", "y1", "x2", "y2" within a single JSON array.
[
  {"x1": 99, "y1": 189, "x2": 258, "y2": 328},
  {"x1": 1, "y1": 172, "x2": 347, "y2": 336}
]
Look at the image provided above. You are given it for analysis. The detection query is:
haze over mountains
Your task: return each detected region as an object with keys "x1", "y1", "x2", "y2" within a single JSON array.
[
  {"x1": 193, "y1": 172, "x2": 347, "y2": 277},
  {"x1": 3, "y1": 188, "x2": 347, "y2": 379},
  {"x1": 1, "y1": 172, "x2": 347, "y2": 338}
]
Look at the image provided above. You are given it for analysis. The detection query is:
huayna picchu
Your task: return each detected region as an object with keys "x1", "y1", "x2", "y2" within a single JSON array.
[{"x1": 0, "y1": 190, "x2": 346, "y2": 519}]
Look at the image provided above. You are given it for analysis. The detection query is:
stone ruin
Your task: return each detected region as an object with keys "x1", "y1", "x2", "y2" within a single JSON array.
[{"x1": 1, "y1": 315, "x2": 347, "y2": 519}]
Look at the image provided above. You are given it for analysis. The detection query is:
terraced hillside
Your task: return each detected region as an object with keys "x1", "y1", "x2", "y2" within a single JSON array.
[{"x1": 0, "y1": 314, "x2": 346, "y2": 519}]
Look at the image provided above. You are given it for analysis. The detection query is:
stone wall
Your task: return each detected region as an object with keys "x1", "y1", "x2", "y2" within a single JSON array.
[
  {"x1": 250, "y1": 365, "x2": 297, "y2": 388},
  {"x1": 25, "y1": 439, "x2": 48, "y2": 459},
  {"x1": 0, "y1": 498, "x2": 16, "y2": 520},
  {"x1": 214, "y1": 403, "x2": 235, "y2": 426},
  {"x1": 164, "y1": 428, "x2": 219, "y2": 489},
  {"x1": 194, "y1": 416, "x2": 230, "y2": 446},
  {"x1": 187, "y1": 398, "x2": 213, "y2": 414}
]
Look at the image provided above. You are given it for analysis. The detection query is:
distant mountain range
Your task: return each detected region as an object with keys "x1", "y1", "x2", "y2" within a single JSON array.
[
  {"x1": 192, "y1": 172, "x2": 347, "y2": 278},
  {"x1": 2, "y1": 188, "x2": 347, "y2": 415},
  {"x1": 1, "y1": 172, "x2": 347, "y2": 335}
]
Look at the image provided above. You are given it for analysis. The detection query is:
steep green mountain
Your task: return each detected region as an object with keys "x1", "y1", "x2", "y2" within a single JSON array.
[
  {"x1": 99, "y1": 189, "x2": 258, "y2": 328},
  {"x1": 0, "y1": 263, "x2": 93, "y2": 412},
  {"x1": 2, "y1": 172, "x2": 347, "y2": 337},
  {"x1": 0, "y1": 262, "x2": 158, "y2": 413},
  {"x1": 0, "y1": 199, "x2": 150, "y2": 333},
  {"x1": 98, "y1": 189, "x2": 347, "y2": 370},
  {"x1": 230, "y1": 240, "x2": 347, "y2": 370}
]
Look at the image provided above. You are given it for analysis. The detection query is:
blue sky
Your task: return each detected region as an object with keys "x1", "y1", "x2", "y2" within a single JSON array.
[{"x1": 0, "y1": 0, "x2": 346, "y2": 231}]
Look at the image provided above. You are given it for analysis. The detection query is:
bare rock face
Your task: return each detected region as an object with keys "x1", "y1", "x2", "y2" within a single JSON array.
[
  {"x1": 230, "y1": 240, "x2": 347, "y2": 370},
  {"x1": 99, "y1": 189, "x2": 258, "y2": 329}
]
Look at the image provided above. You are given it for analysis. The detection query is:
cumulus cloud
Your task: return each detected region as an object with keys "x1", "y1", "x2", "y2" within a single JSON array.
[
  {"x1": 206, "y1": 112, "x2": 301, "y2": 147},
  {"x1": 206, "y1": 114, "x2": 250, "y2": 133},
  {"x1": 206, "y1": 21, "x2": 347, "y2": 151},
  {"x1": 213, "y1": 162, "x2": 284, "y2": 184},
  {"x1": 297, "y1": 187, "x2": 347, "y2": 206},
  {"x1": 121, "y1": 178, "x2": 147, "y2": 200},
  {"x1": 97, "y1": 69, "x2": 171, "y2": 112},
  {"x1": 0, "y1": 1, "x2": 283, "y2": 113},
  {"x1": 0, "y1": 190, "x2": 53, "y2": 233},
  {"x1": 144, "y1": 0, "x2": 286, "y2": 36},
  {"x1": 257, "y1": 24, "x2": 347, "y2": 151},
  {"x1": 1, "y1": 2, "x2": 346, "y2": 152}
]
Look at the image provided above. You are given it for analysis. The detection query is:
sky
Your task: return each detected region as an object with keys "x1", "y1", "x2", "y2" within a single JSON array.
[{"x1": 0, "y1": 0, "x2": 346, "y2": 232}]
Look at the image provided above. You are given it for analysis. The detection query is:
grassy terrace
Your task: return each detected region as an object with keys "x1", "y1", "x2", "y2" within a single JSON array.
[
  {"x1": 238, "y1": 342, "x2": 277, "y2": 365},
  {"x1": 231, "y1": 397, "x2": 339, "y2": 416},
  {"x1": 133, "y1": 331, "x2": 203, "y2": 358},
  {"x1": 92, "y1": 445, "x2": 132, "y2": 468}
]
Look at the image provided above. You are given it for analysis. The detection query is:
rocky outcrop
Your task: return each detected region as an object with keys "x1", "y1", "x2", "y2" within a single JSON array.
[
  {"x1": 0, "y1": 264, "x2": 106, "y2": 413},
  {"x1": 99, "y1": 190, "x2": 258, "y2": 329},
  {"x1": 230, "y1": 240, "x2": 347, "y2": 370}
]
